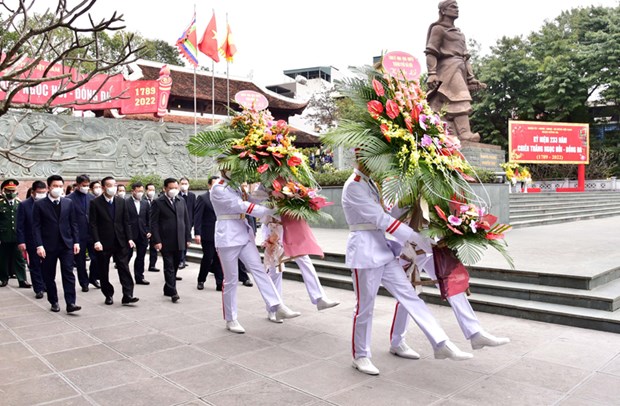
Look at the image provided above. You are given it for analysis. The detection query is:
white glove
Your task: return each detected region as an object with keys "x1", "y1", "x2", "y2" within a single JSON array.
[{"x1": 407, "y1": 231, "x2": 433, "y2": 254}]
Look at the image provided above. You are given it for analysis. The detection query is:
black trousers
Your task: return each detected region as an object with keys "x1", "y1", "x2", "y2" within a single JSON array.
[
  {"x1": 162, "y1": 250, "x2": 181, "y2": 296},
  {"x1": 26, "y1": 246, "x2": 45, "y2": 294},
  {"x1": 128, "y1": 237, "x2": 148, "y2": 282},
  {"x1": 197, "y1": 240, "x2": 223, "y2": 286},
  {"x1": 96, "y1": 246, "x2": 134, "y2": 299},
  {"x1": 42, "y1": 248, "x2": 76, "y2": 306},
  {"x1": 74, "y1": 239, "x2": 90, "y2": 288},
  {"x1": 148, "y1": 240, "x2": 159, "y2": 269}
]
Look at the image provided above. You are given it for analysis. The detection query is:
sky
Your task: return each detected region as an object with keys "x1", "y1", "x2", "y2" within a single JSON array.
[{"x1": 37, "y1": 0, "x2": 620, "y2": 86}]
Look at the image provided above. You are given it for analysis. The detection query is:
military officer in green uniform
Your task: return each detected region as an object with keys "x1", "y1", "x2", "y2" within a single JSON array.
[{"x1": 0, "y1": 179, "x2": 32, "y2": 288}]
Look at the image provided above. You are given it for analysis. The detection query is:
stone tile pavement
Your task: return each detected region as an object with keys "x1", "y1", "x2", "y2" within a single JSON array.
[{"x1": 1, "y1": 260, "x2": 620, "y2": 406}]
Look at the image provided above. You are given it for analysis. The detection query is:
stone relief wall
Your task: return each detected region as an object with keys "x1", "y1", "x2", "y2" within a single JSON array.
[{"x1": 0, "y1": 112, "x2": 215, "y2": 180}]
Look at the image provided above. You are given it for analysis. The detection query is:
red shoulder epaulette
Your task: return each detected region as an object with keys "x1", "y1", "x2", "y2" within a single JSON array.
[
  {"x1": 218, "y1": 179, "x2": 225, "y2": 185},
  {"x1": 354, "y1": 175, "x2": 361, "y2": 182}
]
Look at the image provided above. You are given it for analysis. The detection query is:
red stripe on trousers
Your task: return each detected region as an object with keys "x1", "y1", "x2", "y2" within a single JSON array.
[
  {"x1": 352, "y1": 268, "x2": 361, "y2": 359},
  {"x1": 390, "y1": 302, "x2": 400, "y2": 343}
]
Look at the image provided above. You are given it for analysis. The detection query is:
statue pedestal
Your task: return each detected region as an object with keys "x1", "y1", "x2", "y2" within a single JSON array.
[{"x1": 460, "y1": 141, "x2": 505, "y2": 172}]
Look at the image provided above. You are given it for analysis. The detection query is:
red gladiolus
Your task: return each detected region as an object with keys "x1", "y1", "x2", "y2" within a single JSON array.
[
  {"x1": 405, "y1": 117, "x2": 413, "y2": 133},
  {"x1": 287, "y1": 155, "x2": 302, "y2": 167},
  {"x1": 385, "y1": 99, "x2": 399, "y2": 120},
  {"x1": 434, "y1": 205, "x2": 448, "y2": 222},
  {"x1": 380, "y1": 124, "x2": 391, "y2": 142},
  {"x1": 367, "y1": 100, "x2": 384, "y2": 119},
  {"x1": 372, "y1": 79, "x2": 385, "y2": 97},
  {"x1": 410, "y1": 106, "x2": 420, "y2": 123},
  {"x1": 272, "y1": 179, "x2": 282, "y2": 192},
  {"x1": 257, "y1": 164, "x2": 269, "y2": 173}
]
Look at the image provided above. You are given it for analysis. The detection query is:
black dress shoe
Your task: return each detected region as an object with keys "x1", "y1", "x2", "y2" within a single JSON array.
[
  {"x1": 90, "y1": 280, "x2": 101, "y2": 289},
  {"x1": 81, "y1": 285, "x2": 89, "y2": 292},
  {"x1": 122, "y1": 296, "x2": 139, "y2": 305},
  {"x1": 175, "y1": 276, "x2": 183, "y2": 281},
  {"x1": 50, "y1": 303, "x2": 60, "y2": 312},
  {"x1": 171, "y1": 294, "x2": 180, "y2": 303},
  {"x1": 197, "y1": 282, "x2": 204, "y2": 290},
  {"x1": 148, "y1": 267, "x2": 160, "y2": 272},
  {"x1": 216, "y1": 285, "x2": 222, "y2": 292},
  {"x1": 0, "y1": 280, "x2": 8, "y2": 287},
  {"x1": 104, "y1": 297, "x2": 113, "y2": 305},
  {"x1": 243, "y1": 280, "x2": 253, "y2": 287},
  {"x1": 136, "y1": 279, "x2": 150, "y2": 285},
  {"x1": 19, "y1": 281, "x2": 32, "y2": 288},
  {"x1": 35, "y1": 291, "x2": 44, "y2": 299},
  {"x1": 66, "y1": 303, "x2": 81, "y2": 313}
]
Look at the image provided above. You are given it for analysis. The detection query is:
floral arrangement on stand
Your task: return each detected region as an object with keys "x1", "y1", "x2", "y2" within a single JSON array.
[
  {"x1": 323, "y1": 66, "x2": 513, "y2": 267},
  {"x1": 187, "y1": 106, "x2": 333, "y2": 224},
  {"x1": 501, "y1": 161, "x2": 532, "y2": 192}
]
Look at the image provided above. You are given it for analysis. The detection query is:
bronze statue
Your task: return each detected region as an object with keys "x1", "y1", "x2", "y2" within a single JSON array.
[{"x1": 425, "y1": 0, "x2": 486, "y2": 143}]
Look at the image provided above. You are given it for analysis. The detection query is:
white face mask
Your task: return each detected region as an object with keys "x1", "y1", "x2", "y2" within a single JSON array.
[
  {"x1": 134, "y1": 192, "x2": 144, "y2": 200},
  {"x1": 117, "y1": 191, "x2": 126, "y2": 198},
  {"x1": 147, "y1": 191, "x2": 155, "y2": 199},
  {"x1": 50, "y1": 188, "x2": 63, "y2": 199},
  {"x1": 180, "y1": 184, "x2": 189, "y2": 192},
  {"x1": 79, "y1": 186, "x2": 90, "y2": 194},
  {"x1": 105, "y1": 186, "x2": 117, "y2": 197},
  {"x1": 35, "y1": 193, "x2": 47, "y2": 200},
  {"x1": 93, "y1": 187, "x2": 102, "y2": 196},
  {"x1": 166, "y1": 189, "x2": 179, "y2": 199}
]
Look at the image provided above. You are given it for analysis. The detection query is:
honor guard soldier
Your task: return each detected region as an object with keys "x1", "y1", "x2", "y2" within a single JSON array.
[
  {"x1": 210, "y1": 169, "x2": 301, "y2": 334},
  {"x1": 0, "y1": 179, "x2": 31, "y2": 288},
  {"x1": 342, "y1": 164, "x2": 472, "y2": 376}
]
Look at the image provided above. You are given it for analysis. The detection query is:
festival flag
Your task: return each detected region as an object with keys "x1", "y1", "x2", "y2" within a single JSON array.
[
  {"x1": 220, "y1": 23, "x2": 237, "y2": 62},
  {"x1": 176, "y1": 12, "x2": 199, "y2": 67},
  {"x1": 198, "y1": 10, "x2": 220, "y2": 63}
]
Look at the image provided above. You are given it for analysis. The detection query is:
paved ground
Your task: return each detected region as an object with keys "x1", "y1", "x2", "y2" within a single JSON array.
[{"x1": 2, "y1": 250, "x2": 620, "y2": 406}]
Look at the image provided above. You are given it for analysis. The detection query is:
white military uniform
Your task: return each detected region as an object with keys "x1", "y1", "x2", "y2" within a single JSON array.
[
  {"x1": 390, "y1": 252, "x2": 481, "y2": 348},
  {"x1": 342, "y1": 168, "x2": 449, "y2": 359},
  {"x1": 210, "y1": 179, "x2": 283, "y2": 321}
]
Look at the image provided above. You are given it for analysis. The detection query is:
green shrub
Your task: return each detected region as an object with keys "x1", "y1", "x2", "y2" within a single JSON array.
[
  {"x1": 314, "y1": 170, "x2": 353, "y2": 186},
  {"x1": 128, "y1": 174, "x2": 163, "y2": 188}
]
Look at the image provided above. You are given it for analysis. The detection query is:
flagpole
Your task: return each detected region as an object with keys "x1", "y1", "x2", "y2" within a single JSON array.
[
  {"x1": 226, "y1": 13, "x2": 230, "y2": 116},
  {"x1": 193, "y1": 5, "x2": 198, "y2": 179},
  {"x1": 211, "y1": 60, "x2": 215, "y2": 124}
]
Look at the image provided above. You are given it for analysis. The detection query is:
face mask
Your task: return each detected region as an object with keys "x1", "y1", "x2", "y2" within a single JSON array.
[
  {"x1": 93, "y1": 187, "x2": 102, "y2": 196},
  {"x1": 105, "y1": 186, "x2": 117, "y2": 197},
  {"x1": 79, "y1": 186, "x2": 90, "y2": 194},
  {"x1": 180, "y1": 184, "x2": 189, "y2": 192},
  {"x1": 146, "y1": 191, "x2": 155, "y2": 199},
  {"x1": 117, "y1": 191, "x2": 126, "y2": 198},
  {"x1": 4, "y1": 192, "x2": 16, "y2": 199},
  {"x1": 166, "y1": 189, "x2": 179, "y2": 199},
  {"x1": 50, "y1": 188, "x2": 63, "y2": 199},
  {"x1": 35, "y1": 193, "x2": 47, "y2": 200},
  {"x1": 134, "y1": 192, "x2": 144, "y2": 200}
]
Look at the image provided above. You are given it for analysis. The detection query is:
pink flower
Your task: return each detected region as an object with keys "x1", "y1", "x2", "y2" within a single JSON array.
[
  {"x1": 309, "y1": 196, "x2": 334, "y2": 211},
  {"x1": 385, "y1": 99, "x2": 400, "y2": 120},
  {"x1": 257, "y1": 164, "x2": 269, "y2": 174},
  {"x1": 372, "y1": 79, "x2": 385, "y2": 97},
  {"x1": 421, "y1": 134, "x2": 433, "y2": 147},
  {"x1": 448, "y1": 215, "x2": 462, "y2": 226},
  {"x1": 367, "y1": 100, "x2": 384, "y2": 119}
]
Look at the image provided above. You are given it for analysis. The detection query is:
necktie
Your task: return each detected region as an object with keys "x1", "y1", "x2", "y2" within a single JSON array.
[{"x1": 54, "y1": 200, "x2": 59, "y2": 206}]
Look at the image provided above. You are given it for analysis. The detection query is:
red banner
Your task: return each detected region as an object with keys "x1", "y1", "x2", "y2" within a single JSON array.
[
  {"x1": 73, "y1": 74, "x2": 125, "y2": 110},
  {"x1": 508, "y1": 120, "x2": 589, "y2": 164},
  {"x1": 119, "y1": 80, "x2": 159, "y2": 115}
]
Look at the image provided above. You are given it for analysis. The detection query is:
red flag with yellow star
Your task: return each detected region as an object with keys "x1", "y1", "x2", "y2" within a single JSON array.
[{"x1": 198, "y1": 10, "x2": 220, "y2": 63}]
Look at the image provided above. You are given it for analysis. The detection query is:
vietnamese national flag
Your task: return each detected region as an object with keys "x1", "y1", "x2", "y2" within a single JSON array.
[
  {"x1": 198, "y1": 10, "x2": 220, "y2": 63},
  {"x1": 220, "y1": 23, "x2": 237, "y2": 62}
]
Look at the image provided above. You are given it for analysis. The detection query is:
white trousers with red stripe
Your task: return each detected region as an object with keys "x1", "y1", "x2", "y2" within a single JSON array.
[
  {"x1": 390, "y1": 253, "x2": 481, "y2": 348},
  {"x1": 217, "y1": 242, "x2": 282, "y2": 322},
  {"x1": 351, "y1": 258, "x2": 449, "y2": 359},
  {"x1": 266, "y1": 255, "x2": 326, "y2": 310}
]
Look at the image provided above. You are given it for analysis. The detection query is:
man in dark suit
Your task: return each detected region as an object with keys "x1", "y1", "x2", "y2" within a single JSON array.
[
  {"x1": 194, "y1": 176, "x2": 223, "y2": 291},
  {"x1": 32, "y1": 175, "x2": 81, "y2": 313},
  {"x1": 150, "y1": 178, "x2": 191, "y2": 303},
  {"x1": 145, "y1": 183, "x2": 160, "y2": 273},
  {"x1": 89, "y1": 176, "x2": 138, "y2": 306},
  {"x1": 16, "y1": 180, "x2": 47, "y2": 298},
  {"x1": 66, "y1": 174, "x2": 99, "y2": 291},
  {"x1": 126, "y1": 181, "x2": 150, "y2": 285},
  {"x1": 177, "y1": 177, "x2": 196, "y2": 270}
]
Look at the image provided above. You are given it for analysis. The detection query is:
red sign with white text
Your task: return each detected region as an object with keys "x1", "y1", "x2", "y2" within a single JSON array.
[
  {"x1": 119, "y1": 80, "x2": 159, "y2": 115},
  {"x1": 381, "y1": 51, "x2": 421, "y2": 82},
  {"x1": 73, "y1": 74, "x2": 125, "y2": 110},
  {"x1": 508, "y1": 120, "x2": 589, "y2": 164}
]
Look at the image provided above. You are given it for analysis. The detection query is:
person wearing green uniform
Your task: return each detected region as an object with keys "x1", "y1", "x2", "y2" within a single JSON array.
[{"x1": 0, "y1": 179, "x2": 31, "y2": 288}]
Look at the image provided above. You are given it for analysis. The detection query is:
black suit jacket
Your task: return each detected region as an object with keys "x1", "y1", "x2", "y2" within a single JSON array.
[
  {"x1": 179, "y1": 191, "x2": 196, "y2": 228},
  {"x1": 126, "y1": 197, "x2": 150, "y2": 242},
  {"x1": 150, "y1": 195, "x2": 191, "y2": 252},
  {"x1": 66, "y1": 190, "x2": 94, "y2": 243},
  {"x1": 32, "y1": 197, "x2": 79, "y2": 251},
  {"x1": 194, "y1": 191, "x2": 216, "y2": 243},
  {"x1": 16, "y1": 196, "x2": 36, "y2": 248},
  {"x1": 89, "y1": 195, "x2": 133, "y2": 251}
]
